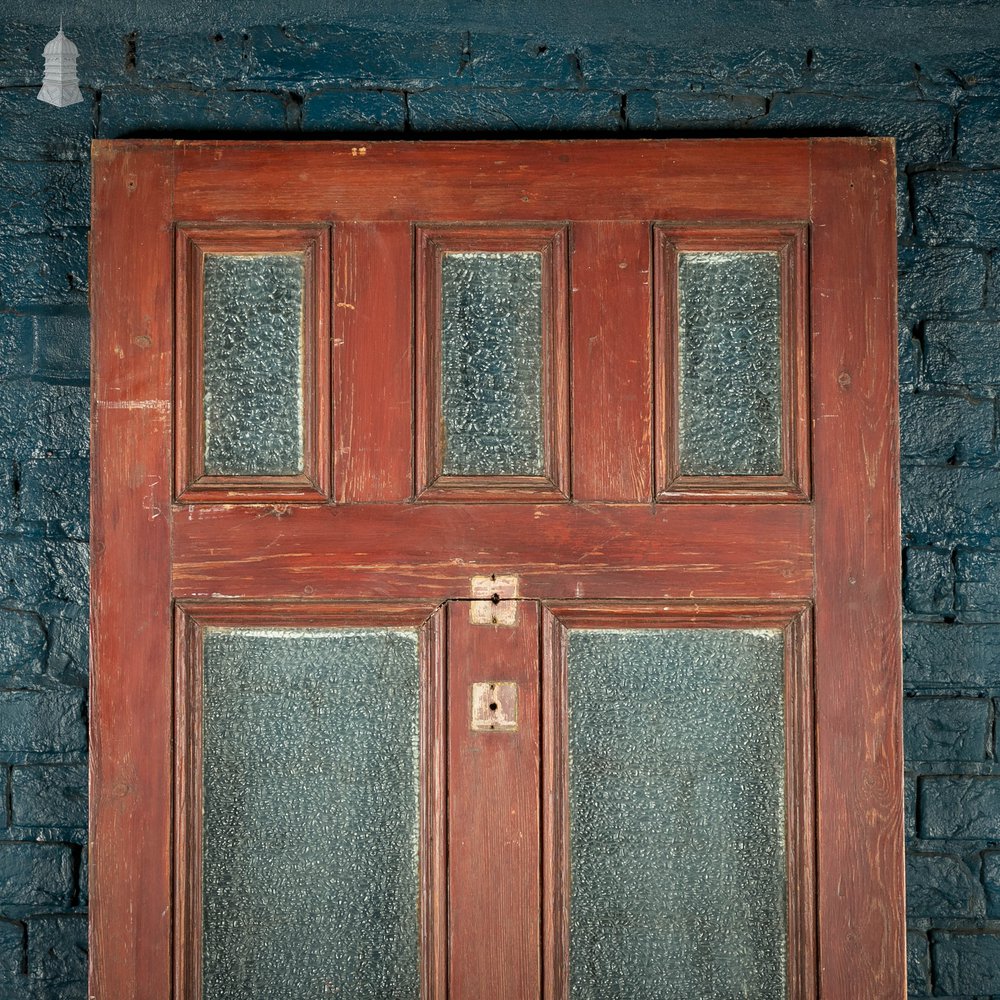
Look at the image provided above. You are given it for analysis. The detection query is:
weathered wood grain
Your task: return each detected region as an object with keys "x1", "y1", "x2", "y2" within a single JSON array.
[
  {"x1": 90, "y1": 142, "x2": 175, "y2": 1000},
  {"x1": 448, "y1": 601, "x2": 541, "y2": 1000},
  {"x1": 810, "y1": 137, "x2": 905, "y2": 998},
  {"x1": 171, "y1": 502, "x2": 815, "y2": 601},
  {"x1": 571, "y1": 221, "x2": 653, "y2": 501},
  {"x1": 334, "y1": 221, "x2": 414, "y2": 501},
  {"x1": 160, "y1": 139, "x2": 813, "y2": 223}
]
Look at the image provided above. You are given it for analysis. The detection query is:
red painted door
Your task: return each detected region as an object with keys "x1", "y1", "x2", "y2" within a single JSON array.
[{"x1": 90, "y1": 139, "x2": 904, "y2": 999}]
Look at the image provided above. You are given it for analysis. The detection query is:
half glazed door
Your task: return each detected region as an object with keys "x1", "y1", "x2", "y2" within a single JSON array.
[{"x1": 90, "y1": 139, "x2": 904, "y2": 999}]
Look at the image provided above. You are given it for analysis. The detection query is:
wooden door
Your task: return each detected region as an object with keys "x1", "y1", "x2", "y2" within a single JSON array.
[{"x1": 90, "y1": 139, "x2": 904, "y2": 999}]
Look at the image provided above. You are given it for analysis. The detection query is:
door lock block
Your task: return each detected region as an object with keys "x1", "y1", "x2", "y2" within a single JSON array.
[
  {"x1": 471, "y1": 681, "x2": 518, "y2": 732},
  {"x1": 469, "y1": 575, "x2": 519, "y2": 625}
]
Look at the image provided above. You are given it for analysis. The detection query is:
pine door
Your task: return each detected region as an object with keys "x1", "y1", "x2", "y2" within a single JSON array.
[{"x1": 90, "y1": 139, "x2": 904, "y2": 999}]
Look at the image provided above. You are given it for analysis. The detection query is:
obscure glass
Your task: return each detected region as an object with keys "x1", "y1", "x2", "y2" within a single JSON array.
[
  {"x1": 567, "y1": 627, "x2": 787, "y2": 1000},
  {"x1": 440, "y1": 251, "x2": 544, "y2": 476},
  {"x1": 202, "y1": 253, "x2": 305, "y2": 476},
  {"x1": 677, "y1": 251, "x2": 782, "y2": 476},
  {"x1": 201, "y1": 628, "x2": 420, "y2": 1000}
]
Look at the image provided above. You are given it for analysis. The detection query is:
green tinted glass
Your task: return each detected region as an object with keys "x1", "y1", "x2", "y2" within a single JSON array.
[
  {"x1": 201, "y1": 627, "x2": 420, "y2": 1000},
  {"x1": 677, "y1": 251, "x2": 782, "y2": 476},
  {"x1": 202, "y1": 253, "x2": 305, "y2": 476},
  {"x1": 440, "y1": 251, "x2": 544, "y2": 476},
  {"x1": 567, "y1": 627, "x2": 787, "y2": 999}
]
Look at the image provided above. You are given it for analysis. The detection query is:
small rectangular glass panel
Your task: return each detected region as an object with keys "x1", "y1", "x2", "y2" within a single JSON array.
[
  {"x1": 202, "y1": 253, "x2": 305, "y2": 476},
  {"x1": 567, "y1": 627, "x2": 787, "y2": 1000},
  {"x1": 677, "y1": 251, "x2": 782, "y2": 476},
  {"x1": 201, "y1": 628, "x2": 420, "y2": 1000},
  {"x1": 440, "y1": 251, "x2": 544, "y2": 476}
]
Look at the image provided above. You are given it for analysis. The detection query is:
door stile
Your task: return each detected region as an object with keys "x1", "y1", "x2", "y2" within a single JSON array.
[
  {"x1": 90, "y1": 143, "x2": 176, "y2": 1000},
  {"x1": 809, "y1": 139, "x2": 904, "y2": 996},
  {"x1": 447, "y1": 599, "x2": 542, "y2": 1000}
]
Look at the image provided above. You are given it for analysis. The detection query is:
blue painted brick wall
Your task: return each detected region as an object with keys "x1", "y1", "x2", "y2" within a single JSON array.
[{"x1": 2, "y1": 9, "x2": 999, "y2": 998}]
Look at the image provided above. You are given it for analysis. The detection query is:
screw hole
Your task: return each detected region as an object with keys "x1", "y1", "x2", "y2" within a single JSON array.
[
  {"x1": 491, "y1": 593, "x2": 501, "y2": 604},
  {"x1": 489, "y1": 702, "x2": 498, "y2": 712}
]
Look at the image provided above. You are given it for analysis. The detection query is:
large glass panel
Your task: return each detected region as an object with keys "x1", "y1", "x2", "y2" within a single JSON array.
[
  {"x1": 202, "y1": 253, "x2": 305, "y2": 476},
  {"x1": 440, "y1": 251, "x2": 544, "y2": 476},
  {"x1": 677, "y1": 251, "x2": 782, "y2": 476},
  {"x1": 200, "y1": 627, "x2": 420, "y2": 1000},
  {"x1": 567, "y1": 627, "x2": 787, "y2": 999}
]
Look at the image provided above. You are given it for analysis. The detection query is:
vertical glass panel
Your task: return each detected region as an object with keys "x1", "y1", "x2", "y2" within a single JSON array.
[
  {"x1": 567, "y1": 628, "x2": 787, "y2": 1000},
  {"x1": 202, "y1": 253, "x2": 305, "y2": 476},
  {"x1": 201, "y1": 628, "x2": 420, "y2": 1000},
  {"x1": 677, "y1": 251, "x2": 782, "y2": 476},
  {"x1": 440, "y1": 251, "x2": 544, "y2": 476}
]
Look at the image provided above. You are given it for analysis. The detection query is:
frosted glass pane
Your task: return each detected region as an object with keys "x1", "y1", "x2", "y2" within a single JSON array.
[
  {"x1": 677, "y1": 251, "x2": 782, "y2": 476},
  {"x1": 440, "y1": 251, "x2": 544, "y2": 476},
  {"x1": 202, "y1": 253, "x2": 305, "y2": 476},
  {"x1": 201, "y1": 628, "x2": 420, "y2": 1000},
  {"x1": 567, "y1": 628, "x2": 787, "y2": 1000}
]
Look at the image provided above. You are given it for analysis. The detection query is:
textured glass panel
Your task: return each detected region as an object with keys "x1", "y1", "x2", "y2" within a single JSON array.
[
  {"x1": 568, "y1": 627, "x2": 787, "y2": 1000},
  {"x1": 440, "y1": 251, "x2": 544, "y2": 476},
  {"x1": 201, "y1": 628, "x2": 420, "y2": 1000},
  {"x1": 202, "y1": 253, "x2": 305, "y2": 476},
  {"x1": 677, "y1": 251, "x2": 782, "y2": 476}
]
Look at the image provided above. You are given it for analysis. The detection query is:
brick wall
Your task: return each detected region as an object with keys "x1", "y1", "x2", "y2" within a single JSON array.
[{"x1": 1, "y1": 15, "x2": 998, "y2": 998}]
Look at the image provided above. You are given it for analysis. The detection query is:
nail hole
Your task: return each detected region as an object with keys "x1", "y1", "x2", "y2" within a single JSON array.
[
  {"x1": 491, "y1": 593, "x2": 501, "y2": 604},
  {"x1": 489, "y1": 702, "x2": 498, "y2": 712}
]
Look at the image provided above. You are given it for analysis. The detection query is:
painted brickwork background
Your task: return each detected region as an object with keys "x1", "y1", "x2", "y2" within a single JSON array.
[{"x1": 1, "y1": 8, "x2": 999, "y2": 998}]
